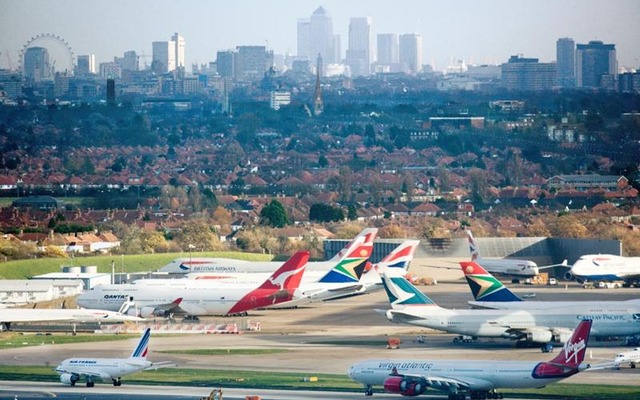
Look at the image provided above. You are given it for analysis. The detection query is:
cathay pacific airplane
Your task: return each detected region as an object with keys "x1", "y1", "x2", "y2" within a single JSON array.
[
  {"x1": 76, "y1": 251, "x2": 309, "y2": 317},
  {"x1": 461, "y1": 261, "x2": 640, "y2": 311},
  {"x1": 55, "y1": 327, "x2": 170, "y2": 387},
  {"x1": 379, "y1": 272, "x2": 640, "y2": 344},
  {"x1": 0, "y1": 307, "x2": 142, "y2": 332},
  {"x1": 348, "y1": 319, "x2": 593, "y2": 399},
  {"x1": 159, "y1": 228, "x2": 378, "y2": 274}
]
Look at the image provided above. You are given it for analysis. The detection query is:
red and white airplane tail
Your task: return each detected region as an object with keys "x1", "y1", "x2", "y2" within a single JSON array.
[
  {"x1": 226, "y1": 251, "x2": 309, "y2": 314},
  {"x1": 532, "y1": 319, "x2": 592, "y2": 379}
]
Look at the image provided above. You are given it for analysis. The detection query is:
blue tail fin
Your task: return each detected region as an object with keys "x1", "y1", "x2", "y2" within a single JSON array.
[
  {"x1": 130, "y1": 327, "x2": 151, "y2": 359},
  {"x1": 380, "y1": 272, "x2": 437, "y2": 307}
]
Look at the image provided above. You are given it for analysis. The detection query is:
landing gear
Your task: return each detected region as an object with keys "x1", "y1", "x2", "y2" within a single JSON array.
[
  {"x1": 86, "y1": 381, "x2": 95, "y2": 387},
  {"x1": 448, "y1": 394, "x2": 466, "y2": 400},
  {"x1": 469, "y1": 390, "x2": 503, "y2": 399},
  {"x1": 113, "y1": 377, "x2": 122, "y2": 386},
  {"x1": 364, "y1": 384, "x2": 373, "y2": 396}
]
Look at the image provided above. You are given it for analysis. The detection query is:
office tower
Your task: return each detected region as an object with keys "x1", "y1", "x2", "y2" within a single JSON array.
[
  {"x1": 346, "y1": 17, "x2": 372, "y2": 77},
  {"x1": 76, "y1": 54, "x2": 97, "y2": 76},
  {"x1": 216, "y1": 50, "x2": 235, "y2": 78},
  {"x1": 152, "y1": 40, "x2": 176, "y2": 74},
  {"x1": 24, "y1": 47, "x2": 51, "y2": 82},
  {"x1": 172, "y1": 32, "x2": 186, "y2": 69},
  {"x1": 556, "y1": 38, "x2": 575, "y2": 88},
  {"x1": 114, "y1": 51, "x2": 139, "y2": 72},
  {"x1": 377, "y1": 33, "x2": 399, "y2": 71},
  {"x1": 501, "y1": 55, "x2": 557, "y2": 91},
  {"x1": 309, "y1": 6, "x2": 336, "y2": 68},
  {"x1": 297, "y1": 18, "x2": 311, "y2": 59},
  {"x1": 99, "y1": 62, "x2": 122, "y2": 79},
  {"x1": 313, "y1": 54, "x2": 324, "y2": 116},
  {"x1": 399, "y1": 33, "x2": 423, "y2": 74},
  {"x1": 235, "y1": 46, "x2": 272, "y2": 80},
  {"x1": 576, "y1": 40, "x2": 617, "y2": 89}
]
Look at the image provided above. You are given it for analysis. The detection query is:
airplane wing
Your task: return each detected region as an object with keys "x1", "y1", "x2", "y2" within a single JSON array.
[
  {"x1": 400, "y1": 372, "x2": 494, "y2": 392},
  {"x1": 538, "y1": 260, "x2": 569, "y2": 270},
  {"x1": 55, "y1": 368, "x2": 112, "y2": 381},
  {"x1": 385, "y1": 309, "x2": 429, "y2": 324},
  {"x1": 144, "y1": 361, "x2": 175, "y2": 370}
]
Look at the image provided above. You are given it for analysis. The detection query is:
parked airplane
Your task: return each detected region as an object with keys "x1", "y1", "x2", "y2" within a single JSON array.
[
  {"x1": 348, "y1": 319, "x2": 593, "y2": 399},
  {"x1": 567, "y1": 254, "x2": 640, "y2": 287},
  {"x1": 55, "y1": 327, "x2": 167, "y2": 387},
  {"x1": 76, "y1": 251, "x2": 309, "y2": 317},
  {"x1": 0, "y1": 307, "x2": 143, "y2": 332},
  {"x1": 159, "y1": 228, "x2": 378, "y2": 274},
  {"x1": 466, "y1": 230, "x2": 566, "y2": 281},
  {"x1": 461, "y1": 261, "x2": 640, "y2": 311},
  {"x1": 379, "y1": 272, "x2": 640, "y2": 344},
  {"x1": 614, "y1": 347, "x2": 640, "y2": 369}
]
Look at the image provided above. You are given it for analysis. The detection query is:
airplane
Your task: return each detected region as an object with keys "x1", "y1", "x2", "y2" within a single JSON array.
[
  {"x1": 567, "y1": 254, "x2": 640, "y2": 287},
  {"x1": 0, "y1": 307, "x2": 143, "y2": 332},
  {"x1": 461, "y1": 260, "x2": 640, "y2": 311},
  {"x1": 465, "y1": 230, "x2": 566, "y2": 281},
  {"x1": 347, "y1": 319, "x2": 593, "y2": 399},
  {"x1": 614, "y1": 347, "x2": 640, "y2": 369},
  {"x1": 76, "y1": 251, "x2": 309, "y2": 317},
  {"x1": 379, "y1": 271, "x2": 640, "y2": 345},
  {"x1": 158, "y1": 228, "x2": 378, "y2": 274},
  {"x1": 55, "y1": 327, "x2": 169, "y2": 387}
]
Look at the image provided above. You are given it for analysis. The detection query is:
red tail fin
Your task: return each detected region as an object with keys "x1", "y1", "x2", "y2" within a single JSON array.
[
  {"x1": 258, "y1": 250, "x2": 309, "y2": 290},
  {"x1": 460, "y1": 261, "x2": 490, "y2": 276},
  {"x1": 532, "y1": 319, "x2": 592, "y2": 379}
]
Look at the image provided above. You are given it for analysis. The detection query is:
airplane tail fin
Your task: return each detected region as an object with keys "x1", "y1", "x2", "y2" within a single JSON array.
[
  {"x1": 460, "y1": 261, "x2": 522, "y2": 302},
  {"x1": 466, "y1": 230, "x2": 479, "y2": 261},
  {"x1": 532, "y1": 319, "x2": 592, "y2": 379},
  {"x1": 130, "y1": 327, "x2": 151, "y2": 359},
  {"x1": 318, "y1": 230, "x2": 376, "y2": 284},
  {"x1": 327, "y1": 228, "x2": 378, "y2": 262},
  {"x1": 380, "y1": 272, "x2": 438, "y2": 308},
  {"x1": 375, "y1": 240, "x2": 420, "y2": 273}
]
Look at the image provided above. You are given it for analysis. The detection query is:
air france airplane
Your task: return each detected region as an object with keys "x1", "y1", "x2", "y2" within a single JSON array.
[
  {"x1": 76, "y1": 251, "x2": 309, "y2": 317},
  {"x1": 614, "y1": 347, "x2": 640, "y2": 369},
  {"x1": 348, "y1": 319, "x2": 593, "y2": 399},
  {"x1": 55, "y1": 327, "x2": 168, "y2": 387},
  {"x1": 379, "y1": 271, "x2": 640, "y2": 344}
]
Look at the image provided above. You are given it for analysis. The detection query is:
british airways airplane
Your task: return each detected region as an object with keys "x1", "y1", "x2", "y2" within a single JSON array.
[
  {"x1": 348, "y1": 319, "x2": 593, "y2": 399},
  {"x1": 55, "y1": 328, "x2": 169, "y2": 387},
  {"x1": 568, "y1": 254, "x2": 640, "y2": 287}
]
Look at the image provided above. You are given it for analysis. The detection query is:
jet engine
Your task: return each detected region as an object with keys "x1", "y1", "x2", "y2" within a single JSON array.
[
  {"x1": 60, "y1": 373, "x2": 79, "y2": 385},
  {"x1": 526, "y1": 330, "x2": 553, "y2": 343},
  {"x1": 563, "y1": 271, "x2": 574, "y2": 280},
  {"x1": 553, "y1": 330, "x2": 573, "y2": 343},
  {"x1": 139, "y1": 306, "x2": 166, "y2": 318},
  {"x1": 383, "y1": 376, "x2": 428, "y2": 396}
]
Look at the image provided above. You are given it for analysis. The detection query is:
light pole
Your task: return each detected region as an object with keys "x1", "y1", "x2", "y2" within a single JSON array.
[{"x1": 188, "y1": 244, "x2": 195, "y2": 267}]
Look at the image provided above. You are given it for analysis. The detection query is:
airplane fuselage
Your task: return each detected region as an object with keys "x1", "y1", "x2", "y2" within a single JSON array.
[
  {"x1": 570, "y1": 254, "x2": 640, "y2": 283},
  {"x1": 474, "y1": 257, "x2": 539, "y2": 278},
  {"x1": 387, "y1": 304, "x2": 640, "y2": 341},
  {"x1": 56, "y1": 357, "x2": 151, "y2": 381}
]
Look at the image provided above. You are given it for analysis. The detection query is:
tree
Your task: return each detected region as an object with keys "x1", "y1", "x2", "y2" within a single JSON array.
[
  {"x1": 347, "y1": 204, "x2": 358, "y2": 221},
  {"x1": 260, "y1": 199, "x2": 289, "y2": 228},
  {"x1": 174, "y1": 219, "x2": 224, "y2": 251},
  {"x1": 318, "y1": 154, "x2": 329, "y2": 168},
  {"x1": 309, "y1": 203, "x2": 344, "y2": 222}
]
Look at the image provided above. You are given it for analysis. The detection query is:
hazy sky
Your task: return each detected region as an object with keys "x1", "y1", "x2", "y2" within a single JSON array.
[{"x1": 2, "y1": 0, "x2": 639, "y2": 72}]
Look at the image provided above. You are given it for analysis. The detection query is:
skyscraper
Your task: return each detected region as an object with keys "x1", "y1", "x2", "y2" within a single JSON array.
[
  {"x1": 377, "y1": 33, "x2": 399, "y2": 71},
  {"x1": 297, "y1": 18, "x2": 310, "y2": 60},
  {"x1": 24, "y1": 47, "x2": 51, "y2": 82},
  {"x1": 399, "y1": 33, "x2": 423, "y2": 74},
  {"x1": 345, "y1": 17, "x2": 372, "y2": 77},
  {"x1": 556, "y1": 38, "x2": 575, "y2": 88},
  {"x1": 576, "y1": 40, "x2": 617, "y2": 89},
  {"x1": 172, "y1": 32, "x2": 186, "y2": 70},
  {"x1": 236, "y1": 46, "x2": 272, "y2": 80},
  {"x1": 501, "y1": 55, "x2": 557, "y2": 91},
  {"x1": 309, "y1": 7, "x2": 336, "y2": 69},
  {"x1": 216, "y1": 50, "x2": 235, "y2": 78},
  {"x1": 152, "y1": 41, "x2": 175, "y2": 74},
  {"x1": 76, "y1": 54, "x2": 97, "y2": 76}
]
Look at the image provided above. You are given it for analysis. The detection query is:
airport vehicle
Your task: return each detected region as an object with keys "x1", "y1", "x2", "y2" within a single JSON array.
[
  {"x1": 348, "y1": 319, "x2": 593, "y2": 399},
  {"x1": 379, "y1": 271, "x2": 640, "y2": 344},
  {"x1": 76, "y1": 251, "x2": 309, "y2": 317},
  {"x1": 159, "y1": 228, "x2": 378, "y2": 274},
  {"x1": 614, "y1": 347, "x2": 640, "y2": 369},
  {"x1": 461, "y1": 261, "x2": 640, "y2": 312},
  {"x1": 55, "y1": 327, "x2": 168, "y2": 387},
  {"x1": 0, "y1": 306, "x2": 142, "y2": 332},
  {"x1": 568, "y1": 254, "x2": 640, "y2": 287},
  {"x1": 466, "y1": 230, "x2": 566, "y2": 280}
]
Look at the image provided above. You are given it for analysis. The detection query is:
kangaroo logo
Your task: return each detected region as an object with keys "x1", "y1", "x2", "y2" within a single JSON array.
[{"x1": 268, "y1": 265, "x2": 305, "y2": 289}]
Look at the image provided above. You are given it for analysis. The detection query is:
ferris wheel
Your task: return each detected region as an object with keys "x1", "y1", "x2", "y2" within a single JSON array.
[{"x1": 19, "y1": 33, "x2": 75, "y2": 76}]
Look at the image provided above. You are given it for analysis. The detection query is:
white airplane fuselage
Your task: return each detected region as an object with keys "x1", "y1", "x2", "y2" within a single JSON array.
[
  {"x1": 159, "y1": 257, "x2": 341, "y2": 274},
  {"x1": 348, "y1": 359, "x2": 572, "y2": 390},
  {"x1": 468, "y1": 298, "x2": 640, "y2": 310},
  {"x1": 56, "y1": 357, "x2": 151, "y2": 382},
  {"x1": 614, "y1": 348, "x2": 640, "y2": 368},
  {"x1": 0, "y1": 308, "x2": 142, "y2": 328},
  {"x1": 474, "y1": 257, "x2": 539, "y2": 278},
  {"x1": 570, "y1": 254, "x2": 640, "y2": 283},
  {"x1": 387, "y1": 304, "x2": 640, "y2": 341}
]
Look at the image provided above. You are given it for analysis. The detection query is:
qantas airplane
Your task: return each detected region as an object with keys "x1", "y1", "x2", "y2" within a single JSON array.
[
  {"x1": 158, "y1": 228, "x2": 378, "y2": 274},
  {"x1": 0, "y1": 307, "x2": 142, "y2": 332},
  {"x1": 379, "y1": 272, "x2": 640, "y2": 344},
  {"x1": 348, "y1": 319, "x2": 593, "y2": 399},
  {"x1": 568, "y1": 254, "x2": 640, "y2": 287},
  {"x1": 55, "y1": 327, "x2": 169, "y2": 387},
  {"x1": 76, "y1": 251, "x2": 309, "y2": 317},
  {"x1": 465, "y1": 230, "x2": 566, "y2": 280},
  {"x1": 461, "y1": 261, "x2": 640, "y2": 311}
]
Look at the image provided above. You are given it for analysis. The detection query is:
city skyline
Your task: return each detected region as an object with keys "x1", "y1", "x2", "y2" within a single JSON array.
[{"x1": 1, "y1": 0, "x2": 639, "y2": 73}]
